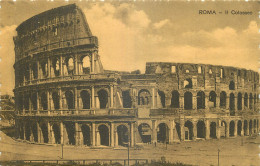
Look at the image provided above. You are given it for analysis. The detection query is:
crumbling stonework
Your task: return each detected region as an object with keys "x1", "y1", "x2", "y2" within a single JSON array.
[{"x1": 14, "y1": 4, "x2": 259, "y2": 147}]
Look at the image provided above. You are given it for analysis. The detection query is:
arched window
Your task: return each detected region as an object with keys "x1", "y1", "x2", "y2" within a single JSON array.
[
  {"x1": 184, "y1": 79, "x2": 192, "y2": 88},
  {"x1": 52, "y1": 92, "x2": 60, "y2": 110},
  {"x1": 237, "y1": 93, "x2": 242, "y2": 110},
  {"x1": 158, "y1": 90, "x2": 166, "y2": 108},
  {"x1": 53, "y1": 58, "x2": 60, "y2": 76},
  {"x1": 244, "y1": 93, "x2": 248, "y2": 108},
  {"x1": 229, "y1": 93, "x2": 235, "y2": 115},
  {"x1": 249, "y1": 93, "x2": 253, "y2": 109},
  {"x1": 80, "y1": 90, "x2": 90, "y2": 109},
  {"x1": 31, "y1": 93, "x2": 37, "y2": 110},
  {"x1": 229, "y1": 81, "x2": 235, "y2": 90},
  {"x1": 220, "y1": 91, "x2": 226, "y2": 108},
  {"x1": 40, "y1": 92, "x2": 48, "y2": 110},
  {"x1": 209, "y1": 91, "x2": 216, "y2": 108},
  {"x1": 170, "y1": 90, "x2": 179, "y2": 108},
  {"x1": 41, "y1": 61, "x2": 48, "y2": 78},
  {"x1": 184, "y1": 91, "x2": 192, "y2": 110},
  {"x1": 138, "y1": 89, "x2": 150, "y2": 106},
  {"x1": 65, "y1": 91, "x2": 74, "y2": 109},
  {"x1": 82, "y1": 56, "x2": 90, "y2": 74},
  {"x1": 122, "y1": 90, "x2": 132, "y2": 108},
  {"x1": 98, "y1": 89, "x2": 108, "y2": 109},
  {"x1": 67, "y1": 58, "x2": 74, "y2": 75},
  {"x1": 197, "y1": 91, "x2": 205, "y2": 109}
]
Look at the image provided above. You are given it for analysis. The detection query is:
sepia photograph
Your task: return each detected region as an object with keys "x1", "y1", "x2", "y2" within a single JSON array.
[{"x1": 0, "y1": 0, "x2": 259, "y2": 165}]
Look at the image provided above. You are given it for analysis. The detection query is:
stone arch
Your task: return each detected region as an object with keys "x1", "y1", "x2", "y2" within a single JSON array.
[
  {"x1": 229, "y1": 93, "x2": 235, "y2": 115},
  {"x1": 229, "y1": 81, "x2": 235, "y2": 90},
  {"x1": 210, "y1": 122, "x2": 217, "y2": 139},
  {"x1": 197, "y1": 121, "x2": 206, "y2": 138},
  {"x1": 237, "y1": 92, "x2": 242, "y2": 110},
  {"x1": 65, "y1": 122, "x2": 76, "y2": 145},
  {"x1": 98, "y1": 124, "x2": 109, "y2": 146},
  {"x1": 157, "y1": 123, "x2": 168, "y2": 143},
  {"x1": 138, "y1": 123, "x2": 151, "y2": 143},
  {"x1": 158, "y1": 90, "x2": 166, "y2": 108},
  {"x1": 244, "y1": 93, "x2": 248, "y2": 108},
  {"x1": 97, "y1": 89, "x2": 108, "y2": 109},
  {"x1": 52, "y1": 123, "x2": 61, "y2": 144},
  {"x1": 122, "y1": 90, "x2": 132, "y2": 108},
  {"x1": 209, "y1": 91, "x2": 216, "y2": 108},
  {"x1": 52, "y1": 91, "x2": 60, "y2": 110},
  {"x1": 40, "y1": 123, "x2": 49, "y2": 143},
  {"x1": 65, "y1": 90, "x2": 74, "y2": 109},
  {"x1": 184, "y1": 91, "x2": 192, "y2": 110},
  {"x1": 220, "y1": 121, "x2": 227, "y2": 138},
  {"x1": 80, "y1": 55, "x2": 91, "y2": 74},
  {"x1": 117, "y1": 125, "x2": 129, "y2": 146},
  {"x1": 220, "y1": 91, "x2": 227, "y2": 108},
  {"x1": 184, "y1": 121, "x2": 193, "y2": 140},
  {"x1": 170, "y1": 90, "x2": 179, "y2": 108},
  {"x1": 138, "y1": 89, "x2": 151, "y2": 106},
  {"x1": 81, "y1": 124, "x2": 91, "y2": 146},
  {"x1": 229, "y1": 121, "x2": 235, "y2": 137},
  {"x1": 80, "y1": 90, "x2": 91, "y2": 109},
  {"x1": 237, "y1": 120, "x2": 242, "y2": 136},
  {"x1": 40, "y1": 92, "x2": 48, "y2": 110},
  {"x1": 197, "y1": 91, "x2": 205, "y2": 109}
]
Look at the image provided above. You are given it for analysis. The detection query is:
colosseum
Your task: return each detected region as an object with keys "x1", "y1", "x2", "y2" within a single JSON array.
[{"x1": 14, "y1": 4, "x2": 259, "y2": 147}]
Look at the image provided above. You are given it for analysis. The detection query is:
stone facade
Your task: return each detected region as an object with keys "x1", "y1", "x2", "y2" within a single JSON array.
[{"x1": 14, "y1": 4, "x2": 259, "y2": 147}]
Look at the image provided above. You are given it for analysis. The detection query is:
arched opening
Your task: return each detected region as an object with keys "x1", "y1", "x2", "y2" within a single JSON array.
[
  {"x1": 98, "y1": 89, "x2": 108, "y2": 109},
  {"x1": 249, "y1": 120, "x2": 252, "y2": 135},
  {"x1": 40, "y1": 123, "x2": 49, "y2": 143},
  {"x1": 65, "y1": 122, "x2": 75, "y2": 145},
  {"x1": 184, "y1": 78, "x2": 192, "y2": 88},
  {"x1": 32, "y1": 63, "x2": 38, "y2": 79},
  {"x1": 237, "y1": 93, "x2": 242, "y2": 110},
  {"x1": 31, "y1": 93, "x2": 37, "y2": 110},
  {"x1": 23, "y1": 94, "x2": 30, "y2": 110},
  {"x1": 67, "y1": 57, "x2": 74, "y2": 75},
  {"x1": 229, "y1": 81, "x2": 235, "y2": 90},
  {"x1": 25, "y1": 123, "x2": 31, "y2": 141},
  {"x1": 237, "y1": 120, "x2": 242, "y2": 136},
  {"x1": 210, "y1": 122, "x2": 217, "y2": 139},
  {"x1": 220, "y1": 121, "x2": 227, "y2": 138},
  {"x1": 229, "y1": 121, "x2": 235, "y2": 137},
  {"x1": 19, "y1": 123, "x2": 24, "y2": 139},
  {"x1": 81, "y1": 56, "x2": 90, "y2": 74},
  {"x1": 197, "y1": 91, "x2": 205, "y2": 109},
  {"x1": 158, "y1": 90, "x2": 166, "y2": 108},
  {"x1": 122, "y1": 90, "x2": 132, "y2": 108},
  {"x1": 81, "y1": 124, "x2": 91, "y2": 146},
  {"x1": 220, "y1": 91, "x2": 226, "y2": 108},
  {"x1": 184, "y1": 121, "x2": 193, "y2": 140},
  {"x1": 53, "y1": 58, "x2": 60, "y2": 77},
  {"x1": 52, "y1": 124, "x2": 61, "y2": 144},
  {"x1": 138, "y1": 123, "x2": 151, "y2": 143},
  {"x1": 170, "y1": 90, "x2": 179, "y2": 108},
  {"x1": 244, "y1": 93, "x2": 248, "y2": 108},
  {"x1": 197, "y1": 121, "x2": 205, "y2": 139},
  {"x1": 175, "y1": 122, "x2": 181, "y2": 141},
  {"x1": 117, "y1": 125, "x2": 129, "y2": 146},
  {"x1": 157, "y1": 123, "x2": 168, "y2": 143},
  {"x1": 244, "y1": 120, "x2": 248, "y2": 136},
  {"x1": 41, "y1": 61, "x2": 48, "y2": 78},
  {"x1": 184, "y1": 91, "x2": 192, "y2": 110},
  {"x1": 98, "y1": 125, "x2": 109, "y2": 146},
  {"x1": 31, "y1": 122, "x2": 38, "y2": 142},
  {"x1": 249, "y1": 93, "x2": 253, "y2": 109},
  {"x1": 65, "y1": 91, "x2": 74, "y2": 109},
  {"x1": 254, "y1": 119, "x2": 257, "y2": 133},
  {"x1": 209, "y1": 91, "x2": 216, "y2": 108},
  {"x1": 80, "y1": 90, "x2": 90, "y2": 109},
  {"x1": 138, "y1": 89, "x2": 150, "y2": 106},
  {"x1": 40, "y1": 92, "x2": 48, "y2": 110},
  {"x1": 229, "y1": 93, "x2": 235, "y2": 115},
  {"x1": 52, "y1": 92, "x2": 60, "y2": 110}
]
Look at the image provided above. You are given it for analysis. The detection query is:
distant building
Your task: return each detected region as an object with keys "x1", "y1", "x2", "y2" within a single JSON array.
[{"x1": 13, "y1": 4, "x2": 259, "y2": 145}]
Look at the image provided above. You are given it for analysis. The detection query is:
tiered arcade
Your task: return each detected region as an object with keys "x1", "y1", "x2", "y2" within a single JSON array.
[{"x1": 14, "y1": 4, "x2": 259, "y2": 147}]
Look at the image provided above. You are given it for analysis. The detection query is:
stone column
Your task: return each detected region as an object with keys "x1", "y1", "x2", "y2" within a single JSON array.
[
  {"x1": 59, "y1": 89, "x2": 63, "y2": 114},
  {"x1": 60, "y1": 122, "x2": 64, "y2": 144},
  {"x1": 234, "y1": 96, "x2": 237, "y2": 114},
  {"x1": 60, "y1": 56, "x2": 63, "y2": 76},
  {"x1": 193, "y1": 95, "x2": 197, "y2": 110},
  {"x1": 216, "y1": 120, "x2": 221, "y2": 139},
  {"x1": 48, "y1": 122, "x2": 53, "y2": 144},
  {"x1": 91, "y1": 86, "x2": 95, "y2": 108},
  {"x1": 234, "y1": 120, "x2": 238, "y2": 137},
  {"x1": 114, "y1": 128, "x2": 118, "y2": 147},
  {"x1": 91, "y1": 53, "x2": 95, "y2": 73},
  {"x1": 37, "y1": 122, "x2": 43, "y2": 143},
  {"x1": 37, "y1": 60, "x2": 41, "y2": 79},
  {"x1": 152, "y1": 88, "x2": 155, "y2": 108},
  {"x1": 152, "y1": 120, "x2": 157, "y2": 143},
  {"x1": 130, "y1": 122, "x2": 135, "y2": 147},
  {"x1": 75, "y1": 122, "x2": 82, "y2": 145},
  {"x1": 192, "y1": 120, "x2": 197, "y2": 140},
  {"x1": 47, "y1": 91, "x2": 50, "y2": 115},
  {"x1": 74, "y1": 55, "x2": 79, "y2": 75},
  {"x1": 75, "y1": 88, "x2": 78, "y2": 114},
  {"x1": 226, "y1": 96, "x2": 230, "y2": 111},
  {"x1": 180, "y1": 95, "x2": 184, "y2": 109},
  {"x1": 226, "y1": 121, "x2": 230, "y2": 138},
  {"x1": 37, "y1": 92, "x2": 40, "y2": 114},
  {"x1": 241, "y1": 120, "x2": 244, "y2": 136},
  {"x1": 168, "y1": 120, "x2": 174, "y2": 144},
  {"x1": 48, "y1": 57, "x2": 51, "y2": 78},
  {"x1": 245, "y1": 121, "x2": 249, "y2": 136},
  {"x1": 110, "y1": 85, "x2": 114, "y2": 108},
  {"x1": 241, "y1": 95, "x2": 244, "y2": 110},
  {"x1": 110, "y1": 123, "x2": 115, "y2": 147},
  {"x1": 205, "y1": 95, "x2": 209, "y2": 110},
  {"x1": 91, "y1": 123, "x2": 96, "y2": 146},
  {"x1": 180, "y1": 120, "x2": 185, "y2": 141},
  {"x1": 205, "y1": 119, "x2": 210, "y2": 139},
  {"x1": 216, "y1": 96, "x2": 220, "y2": 108}
]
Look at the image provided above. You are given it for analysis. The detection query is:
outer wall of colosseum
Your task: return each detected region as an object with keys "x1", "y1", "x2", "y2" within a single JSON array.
[{"x1": 13, "y1": 4, "x2": 259, "y2": 147}]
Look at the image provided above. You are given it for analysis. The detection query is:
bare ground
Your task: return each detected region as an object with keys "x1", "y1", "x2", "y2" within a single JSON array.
[{"x1": 0, "y1": 131, "x2": 259, "y2": 166}]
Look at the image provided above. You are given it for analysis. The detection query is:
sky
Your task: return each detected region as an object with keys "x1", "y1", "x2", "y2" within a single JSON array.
[{"x1": 0, "y1": 0, "x2": 259, "y2": 95}]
